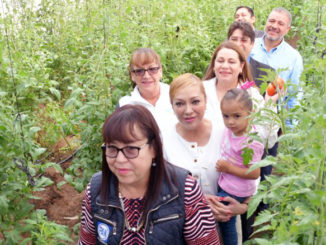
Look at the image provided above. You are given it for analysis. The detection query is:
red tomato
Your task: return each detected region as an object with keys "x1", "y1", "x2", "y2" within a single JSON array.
[
  {"x1": 267, "y1": 83, "x2": 276, "y2": 96},
  {"x1": 273, "y1": 77, "x2": 284, "y2": 90},
  {"x1": 267, "y1": 77, "x2": 284, "y2": 96}
]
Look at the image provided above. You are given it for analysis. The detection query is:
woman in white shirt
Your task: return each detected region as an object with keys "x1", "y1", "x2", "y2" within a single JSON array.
[
  {"x1": 202, "y1": 41, "x2": 279, "y2": 150},
  {"x1": 119, "y1": 48, "x2": 177, "y2": 130},
  {"x1": 202, "y1": 41, "x2": 279, "y2": 244},
  {"x1": 162, "y1": 73, "x2": 249, "y2": 225},
  {"x1": 162, "y1": 73, "x2": 223, "y2": 195}
]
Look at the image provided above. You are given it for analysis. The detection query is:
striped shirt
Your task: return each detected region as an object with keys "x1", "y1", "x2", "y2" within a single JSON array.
[{"x1": 78, "y1": 175, "x2": 219, "y2": 244}]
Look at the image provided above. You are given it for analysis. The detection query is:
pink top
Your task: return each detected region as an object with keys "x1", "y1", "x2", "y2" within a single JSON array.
[{"x1": 218, "y1": 128, "x2": 264, "y2": 197}]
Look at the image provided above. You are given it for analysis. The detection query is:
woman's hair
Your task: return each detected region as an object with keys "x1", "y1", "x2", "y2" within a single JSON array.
[
  {"x1": 203, "y1": 41, "x2": 252, "y2": 82},
  {"x1": 101, "y1": 104, "x2": 166, "y2": 222},
  {"x1": 169, "y1": 73, "x2": 206, "y2": 104},
  {"x1": 228, "y1": 21, "x2": 255, "y2": 43},
  {"x1": 220, "y1": 88, "x2": 253, "y2": 111},
  {"x1": 128, "y1": 48, "x2": 161, "y2": 86}
]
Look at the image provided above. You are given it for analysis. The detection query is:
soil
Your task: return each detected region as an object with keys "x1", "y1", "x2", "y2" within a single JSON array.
[{"x1": 30, "y1": 136, "x2": 84, "y2": 244}]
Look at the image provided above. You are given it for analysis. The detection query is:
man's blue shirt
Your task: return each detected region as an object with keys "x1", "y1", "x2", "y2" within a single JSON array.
[{"x1": 251, "y1": 36, "x2": 303, "y2": 109}]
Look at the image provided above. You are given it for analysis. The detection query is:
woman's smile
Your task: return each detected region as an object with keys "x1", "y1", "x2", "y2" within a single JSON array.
[{"x1": 184, "y1": 116, "x2": 196, "y2": 123}]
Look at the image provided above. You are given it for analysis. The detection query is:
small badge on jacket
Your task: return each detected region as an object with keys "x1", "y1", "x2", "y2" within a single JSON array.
[{"x1": 97, "y1": 221, "x2": 111, "y2": 243}]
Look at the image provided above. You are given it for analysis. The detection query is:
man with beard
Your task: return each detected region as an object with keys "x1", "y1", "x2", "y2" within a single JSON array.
[{"x1": 251, "y1": 7, "x2": 303, "y2": 109}]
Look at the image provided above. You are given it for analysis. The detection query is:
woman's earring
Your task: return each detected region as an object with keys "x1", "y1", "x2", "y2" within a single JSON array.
[{"x1": 152, "y1": 162, "x2": 157, "y2": 167}]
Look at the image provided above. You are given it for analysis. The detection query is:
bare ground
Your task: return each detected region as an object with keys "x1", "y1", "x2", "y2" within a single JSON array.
[{"x1": 30, "y1": 136, "x2": 84, "y2": 244}]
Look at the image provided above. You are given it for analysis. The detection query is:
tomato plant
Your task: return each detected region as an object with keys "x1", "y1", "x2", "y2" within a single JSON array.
[{"x1": 0, "y1": 0, "x2": 325, "y2": 243}]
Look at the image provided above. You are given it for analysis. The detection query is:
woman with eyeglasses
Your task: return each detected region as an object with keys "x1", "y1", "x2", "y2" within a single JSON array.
[
  {"x1": 78, "y1": 104, "x2": 220, "y2": 245},
  {"x1": 118, "y1": 48, "x2": 177, "y2": 130}
]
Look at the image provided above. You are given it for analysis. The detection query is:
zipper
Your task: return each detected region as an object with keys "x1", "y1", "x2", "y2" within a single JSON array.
[
  {"x1": 94, "y1": 214, "x2": 118, "y2": 235},
  {"x1": 94, "y1": 202, "x2": 125, "y2": 238},
  {"x1": 149, "y1": 213, "x2": 182, "y2": 234},
  {"x1": 144, "y1": 193, "x2": 179, "y2": 241}
]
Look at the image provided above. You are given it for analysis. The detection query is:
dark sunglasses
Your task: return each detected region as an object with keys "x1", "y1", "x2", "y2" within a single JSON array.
[{"x1": 131, "y1": 67, "x2": 160, "y2": 77}]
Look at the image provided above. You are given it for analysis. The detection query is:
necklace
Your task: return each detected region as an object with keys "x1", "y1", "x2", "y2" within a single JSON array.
[{"x1": 119, "y1": 193, "x2": 144, "y2": 233}]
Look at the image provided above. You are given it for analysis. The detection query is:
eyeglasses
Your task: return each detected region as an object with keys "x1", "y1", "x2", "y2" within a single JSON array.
[
  {"x1": 131, "y1": 67, "x2": 160, "y2": 77},
  {"x1": 102, "y1": 143, "x2": 148, "y2": 159}
]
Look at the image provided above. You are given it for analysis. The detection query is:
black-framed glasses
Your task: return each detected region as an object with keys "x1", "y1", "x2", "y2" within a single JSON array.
[
  {"x1": 131, "y1": 67, "x2": 160, "y2": 77},
  {"x1": 102, "y1": 143, "x2": 148, "y2": 159}
]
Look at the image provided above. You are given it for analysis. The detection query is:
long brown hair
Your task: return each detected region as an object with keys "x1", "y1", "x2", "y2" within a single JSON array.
[
  {"x1": 203, "y1": 41, "x2": 253, "y2": 83},
  {"x1": 101, "y1": 104, "x2": 166, "y2": 223}
]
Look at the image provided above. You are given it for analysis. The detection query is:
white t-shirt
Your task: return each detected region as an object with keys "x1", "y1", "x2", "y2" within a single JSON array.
[
  {"x1": 161, "y1": 120, "x2": 224, "y2": 195},
  {"x1": 119, "y1": 82, "x2": 177, "y2": 131}
]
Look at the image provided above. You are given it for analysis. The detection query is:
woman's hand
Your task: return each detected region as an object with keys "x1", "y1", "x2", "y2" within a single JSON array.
[
  {"x1": 216, "y1": 159, "x2": 229, "y2": 173},
  {"x1": 206, "y1": 195, "x2": 249, "y2": 222}
]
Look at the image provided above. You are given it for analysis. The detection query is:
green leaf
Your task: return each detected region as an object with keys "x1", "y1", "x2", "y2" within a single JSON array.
[
  {"x1": 242, "y1": 147, "x2": 254, "y2": 166},
  {"x1": 29, "y1": 126, "x2": 41, "y2": 134},
  {"x1": 254, "y1": 210, "x2": 278, "y2": 226},
  {"x1": 34, "y1": 176, "x2": 53, "y2": 188},
  {"x1": 57, "y1": 181, "x2": 66, "y2": 190},
  {"x1": 248, "y1": 193, "x2": 265, "y2": 217},
  {"x1": 64, "y1": 97, "x2": 77, "y2": 108},
  {"x1": 0, "y1": 195, "x2": 9, "y2": 210},
  {"x1": 49, "y1": 87, "x2": 61, "y2": 100},
  {"x1": 31, "y1": 147, "x2": 47, "y2": 160}
]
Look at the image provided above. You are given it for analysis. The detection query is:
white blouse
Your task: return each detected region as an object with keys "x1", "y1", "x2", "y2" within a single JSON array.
[
  {"x1": 161, "y1": 120, "x2": 224, "y2": 195},
  {"x1": 119, "y1": 82, "x2": 177, "y2": 131}
]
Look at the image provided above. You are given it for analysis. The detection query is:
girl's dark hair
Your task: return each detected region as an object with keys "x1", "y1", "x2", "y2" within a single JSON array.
[
  {"x1": 100, "y1": 104, "x2": 166, "y2": 223},
  {"x1": 221, "y1": 88, "x2": 253, "y2": 111},
  {"x1": 203, "y1": 41, "x2": 252, "y2": 82}
]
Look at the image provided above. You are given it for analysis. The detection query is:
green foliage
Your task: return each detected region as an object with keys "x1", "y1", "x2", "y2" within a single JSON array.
[
  {"x1": 248, "y1": 56, "x2": 326, "y2": 244},
  {"x1": 0, "y1": 0, "x2": 325, "y2": 243},
  {"x1": 23, "y1": 209, "x2": 72, "y2": 244}
]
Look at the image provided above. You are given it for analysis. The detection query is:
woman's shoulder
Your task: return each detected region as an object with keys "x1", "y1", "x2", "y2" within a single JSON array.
[
  {"x1": 159, "y1": 81, "x2": 170, "y2": 90},
  {"x1": 202, "y1": 77, "x2": 216, "y2": 88},
  {"x1": 166, "y1": 161, "x2": 191, "y2": 177},
  {"x1": 118, "y1": 86, "x2": 140, "y2": 106}
]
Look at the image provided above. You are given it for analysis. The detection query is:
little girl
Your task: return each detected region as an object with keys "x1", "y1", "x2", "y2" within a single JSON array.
[{"x1": 216, "y1": 88, "x2": 264, "y2": 245}]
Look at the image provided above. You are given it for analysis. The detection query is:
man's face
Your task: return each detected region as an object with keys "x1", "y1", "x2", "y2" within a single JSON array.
[
  {"x1": 229, "y1": 29, "x2": 254, "y2": 58},
  {"x1": 235, "y1": 8, "x2": 255, "y2": 27},
  {"x1": 265, "y1": 11, "x2": 291, "y2": 42}
]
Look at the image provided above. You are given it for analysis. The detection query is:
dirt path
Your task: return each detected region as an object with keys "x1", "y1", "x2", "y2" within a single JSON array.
[
  {"x1": 30, "y1": 135, "x2": 84, "y2": 243},
  {"x1": 30, "y1": 163, "x2": 83, "y2": 243}
]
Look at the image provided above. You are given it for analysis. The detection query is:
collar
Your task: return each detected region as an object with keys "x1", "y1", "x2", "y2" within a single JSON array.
[
  {"x1": 261, "y1": 35, "x2": 285, "y2": 52},
  {"x1": 129, "y1": 83, "x2": 162, "y2": 106},
  {"x1": 101, "y1": 163, "x2": 181, "y2": 209}
]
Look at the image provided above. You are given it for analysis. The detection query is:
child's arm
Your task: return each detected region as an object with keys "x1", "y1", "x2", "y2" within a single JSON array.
[{"x1": 216, "y1": 159, "x2": 260, "y2": 179}]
